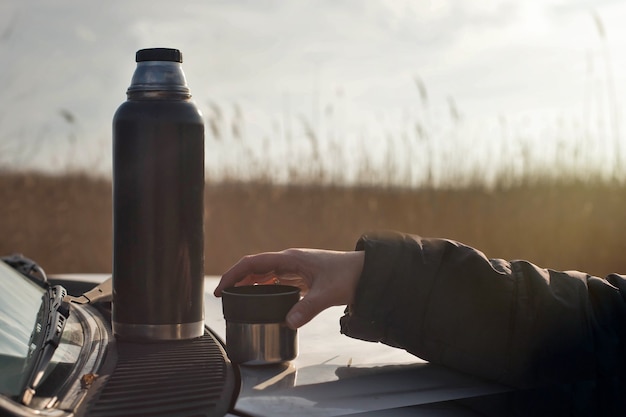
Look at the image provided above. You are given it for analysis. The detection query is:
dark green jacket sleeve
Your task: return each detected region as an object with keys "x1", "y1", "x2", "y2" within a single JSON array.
[{"x1": 340, "y1": 232, "x2": 626, "y2": 394}]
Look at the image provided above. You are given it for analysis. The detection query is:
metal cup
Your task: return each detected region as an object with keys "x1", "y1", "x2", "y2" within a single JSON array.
[{"x1": 222, "y1": 285, "x2": 300, "y2": 365}]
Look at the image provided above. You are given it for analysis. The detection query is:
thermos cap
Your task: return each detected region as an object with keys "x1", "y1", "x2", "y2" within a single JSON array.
[
  {"x1": 136, "y1": 48, "x2": 183, "y2": 63},
  {"x1": 127, "y1": 48, "x2": 190, "y2": 97}
]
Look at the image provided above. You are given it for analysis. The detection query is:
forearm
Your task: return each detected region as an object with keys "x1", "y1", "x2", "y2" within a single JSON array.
[{"x1": 340, "y1": 231, "x2": 625, "y2": 388}]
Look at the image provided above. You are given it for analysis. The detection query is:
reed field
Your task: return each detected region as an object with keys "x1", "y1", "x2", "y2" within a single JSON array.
[
  {"x1": 1, "y1": 171, "x2": 624, "y2": 279},
  {"x1": 2, "y1": 79, "x2": 626, "y2": 278},
  {"x1": 2, "y1": 8, "x2": 625, "y2": 278}
]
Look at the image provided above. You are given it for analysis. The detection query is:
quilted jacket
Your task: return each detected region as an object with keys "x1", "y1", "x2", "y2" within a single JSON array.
[{"x1": 340, "y1": 232, "x2": 626, "y2": 416}]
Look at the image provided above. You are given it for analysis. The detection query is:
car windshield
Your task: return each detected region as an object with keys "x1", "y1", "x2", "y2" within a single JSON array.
[
  {"x1": 0, "y1": 260, "x2": 45, "y2": 396},
  {"x1": 0, "y1": 261, "x2": 84, "y2": 399}
]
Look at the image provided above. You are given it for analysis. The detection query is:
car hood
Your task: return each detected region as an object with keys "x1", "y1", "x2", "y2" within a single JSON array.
[{"x1": 52, "y1": 274, "x2": 511, "y2": 416}]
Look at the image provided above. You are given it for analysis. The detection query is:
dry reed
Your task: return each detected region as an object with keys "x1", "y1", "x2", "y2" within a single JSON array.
[{"x1": 1, "y1": 172, "x2": 624, "y2": 279}]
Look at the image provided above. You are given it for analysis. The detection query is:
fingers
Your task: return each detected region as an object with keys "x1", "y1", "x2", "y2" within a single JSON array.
[
  {"x1": 214, "y1": 251, "x2": 300, "y2": 296},
  {"x1": 286, "y1": 292, "x2": 327, "y2": 329},
  {"x1": 233, "y1": 273, "x2": 276, "y2": 287}
]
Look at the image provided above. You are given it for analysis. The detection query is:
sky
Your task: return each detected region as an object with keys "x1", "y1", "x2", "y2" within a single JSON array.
[{"x1": 1, "y1": 0, "x2": 626, "y2": 185}]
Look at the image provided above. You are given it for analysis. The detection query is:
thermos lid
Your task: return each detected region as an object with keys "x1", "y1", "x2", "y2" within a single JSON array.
[{"x1": 136, "y1": 48, "x2": 183, "y2": 63}]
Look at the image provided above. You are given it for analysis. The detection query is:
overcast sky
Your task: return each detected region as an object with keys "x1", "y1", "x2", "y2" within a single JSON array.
[{"x1": 1, "y1": 0, "x2": 625, "y2": 183}]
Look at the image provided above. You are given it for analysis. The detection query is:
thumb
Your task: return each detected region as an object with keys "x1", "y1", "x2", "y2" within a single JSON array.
[{"x1": 286, "y1": 294, "x2": 325, "y2": 329}]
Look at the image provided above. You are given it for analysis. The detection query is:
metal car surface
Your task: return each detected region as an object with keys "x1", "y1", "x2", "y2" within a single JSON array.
[{"x1": 2, "y1": 270, "x2": 512, "y2": 416}]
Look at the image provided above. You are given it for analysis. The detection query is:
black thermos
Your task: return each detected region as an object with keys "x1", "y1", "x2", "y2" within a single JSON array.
[{"x1": 112, "y1": 48, "x2": 205, "y2": 341}]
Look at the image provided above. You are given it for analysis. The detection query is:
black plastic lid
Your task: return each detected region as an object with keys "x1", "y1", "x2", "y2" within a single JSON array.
[{"x1": 135, "y1": 48, "x2": 183, "y2": 63}]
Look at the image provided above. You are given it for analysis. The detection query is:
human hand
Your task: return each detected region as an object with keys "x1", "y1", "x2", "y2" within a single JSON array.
[{"x1": 214, "y1": 249, "x2": 365, "y2": 329}]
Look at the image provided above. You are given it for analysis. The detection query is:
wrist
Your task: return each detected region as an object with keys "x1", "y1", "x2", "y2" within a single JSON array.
[{"x1": 345, "y1": 250, "x2": 365, "y2": 305}]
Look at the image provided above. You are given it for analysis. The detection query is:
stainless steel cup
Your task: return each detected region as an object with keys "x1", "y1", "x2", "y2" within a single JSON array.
[{"x1": 222, "y1": 285, "x2": 300, "y2": 365}]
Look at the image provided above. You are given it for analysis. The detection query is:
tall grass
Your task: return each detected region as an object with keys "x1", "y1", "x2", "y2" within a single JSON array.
[
  {"x1": 0, "y1": 12, "x2": 622, "y2": 188},
  {"x1": 201, "y1": 93, "x2": 622, "y2": 189},
  {"x1": 1, "y1": 172, "x2": 625, "y2": 278},
  {"x1": 1, "y1": 10, "x2": 624, "y2": 279},
  {"x1": 194, "y1": 11, "x2": 624, "y2": 189}
]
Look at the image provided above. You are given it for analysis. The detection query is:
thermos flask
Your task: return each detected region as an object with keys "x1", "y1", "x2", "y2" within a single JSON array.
[{"x1": 112, "y1": 48, "x2": 205, "y2": 341}]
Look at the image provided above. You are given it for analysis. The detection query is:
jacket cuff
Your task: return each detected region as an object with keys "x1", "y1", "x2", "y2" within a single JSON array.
[
  {"x1": 340, "y1": 231, "x2": 423, "y2": 346},
  {"x1": 339, "y1": 308, "x2": 386, "y2": 342}
]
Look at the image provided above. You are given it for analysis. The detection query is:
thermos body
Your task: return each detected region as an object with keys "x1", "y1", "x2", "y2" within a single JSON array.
[{"x1": 112, "y1": 48, "x2": 205, "y2": 341}]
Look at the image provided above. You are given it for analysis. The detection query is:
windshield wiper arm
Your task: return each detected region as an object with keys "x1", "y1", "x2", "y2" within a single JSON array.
[
  {"x1": 64, "y1": 276, "x2": 112, "y2": 305},
  {"x1": 20, "y1": 285, "x2": 70, "y2": 406}
]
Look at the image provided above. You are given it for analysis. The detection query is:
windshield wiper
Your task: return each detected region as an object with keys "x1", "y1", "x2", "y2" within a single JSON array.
[
  {"x1": 20, "y1": 285, "x2": 70, "y2": 406},
  {"x1": 1, "y1": 254, "x2": 48, "y2": 287}
]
